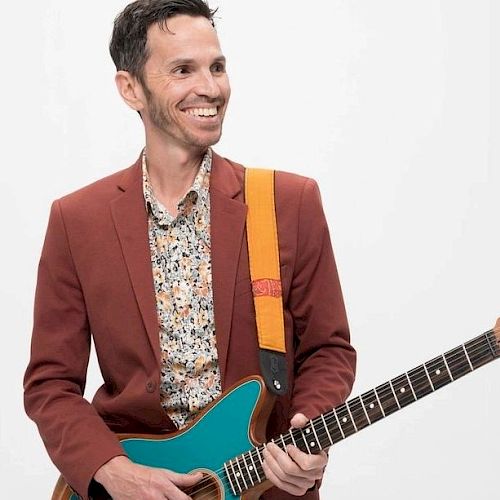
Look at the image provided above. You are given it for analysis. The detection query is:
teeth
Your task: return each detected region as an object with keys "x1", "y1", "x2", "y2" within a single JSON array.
[{"x1": 187, "y1": 107, "x2": 218, "y2": 117}]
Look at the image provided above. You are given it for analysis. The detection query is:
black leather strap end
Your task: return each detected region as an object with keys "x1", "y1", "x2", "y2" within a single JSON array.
[{"x1": 259, "y1": 349, "x2": 288, "y2": 396}]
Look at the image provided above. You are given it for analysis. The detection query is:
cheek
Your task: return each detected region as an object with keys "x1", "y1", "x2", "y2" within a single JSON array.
[{"x1": 220, "y1": 77, "x2": 231, "y2": 101}]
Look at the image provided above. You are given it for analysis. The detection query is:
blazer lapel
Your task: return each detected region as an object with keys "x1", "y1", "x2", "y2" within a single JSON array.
[
  {"x1": 110, "y1": 158, "x2": 161, "y2": 366},
  {"x1": 210, "y1": 153, "x2": 247, "y2": 386},
  {"x1": 108, "y1": 152, "x2": 248, "y2": 379}
]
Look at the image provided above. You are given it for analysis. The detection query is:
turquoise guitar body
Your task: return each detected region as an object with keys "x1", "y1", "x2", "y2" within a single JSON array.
[{"x1": 64, "y1": 377, "x2": 270, "y2": 500}]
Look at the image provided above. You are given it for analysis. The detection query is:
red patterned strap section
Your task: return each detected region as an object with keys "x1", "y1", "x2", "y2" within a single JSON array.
[{"x1": 251, "y1": 278, "x2": 282, "y2": 298}]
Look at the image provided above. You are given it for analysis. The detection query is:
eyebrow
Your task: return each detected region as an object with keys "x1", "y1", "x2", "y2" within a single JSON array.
[{"x1": 168, "y1": 55, "x2": 226, "y2": 67}]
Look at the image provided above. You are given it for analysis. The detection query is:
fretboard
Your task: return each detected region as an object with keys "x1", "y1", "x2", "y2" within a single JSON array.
[{"x1": 223, "y1": 329, "x2": 499, "y2": 496}]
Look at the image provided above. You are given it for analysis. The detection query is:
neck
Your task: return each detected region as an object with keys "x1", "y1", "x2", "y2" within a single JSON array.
[{"x1": 144, "y1": 133, "x2": 207, "y2": 202}]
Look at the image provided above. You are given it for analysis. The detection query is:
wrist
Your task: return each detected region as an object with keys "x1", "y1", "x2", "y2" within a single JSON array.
[{"x1": 94, "y1": 455, "x2": 130, "y2": 485}]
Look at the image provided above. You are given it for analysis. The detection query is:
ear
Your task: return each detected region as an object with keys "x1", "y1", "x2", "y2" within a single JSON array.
[{"x1": 115, "y1": 70, "x2": 146, "y2": 112}]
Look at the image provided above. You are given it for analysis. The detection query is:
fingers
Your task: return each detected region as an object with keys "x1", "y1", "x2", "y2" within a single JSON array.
[
  {"x1": 290, "y1": 412, "x2": 309, "y2": 429},
  {"x1": 262, "y1": 443, "x2": 323, "y2": 496},
  {"x1": 287, "y1": 445, "x2": 328, "y2": 474},
  {"x1": 161, "y1": 470, "x2": 203, "y2": 500},
  {"x1": 262, "y1": 447, "x2": 314, "y2": 496},
  {"x1": 166, "y1": 470, "x2": 204, "y2": 487}
]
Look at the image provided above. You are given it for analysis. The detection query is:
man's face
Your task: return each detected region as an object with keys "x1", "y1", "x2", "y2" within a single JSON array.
[{"x1": 139, "y1": 15, "x2": 231, "y2": 150}]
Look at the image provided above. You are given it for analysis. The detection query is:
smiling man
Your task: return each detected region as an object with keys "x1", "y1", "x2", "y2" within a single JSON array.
[{"x1": 24, "y1": 1, "x2": 356, "y2": 499}]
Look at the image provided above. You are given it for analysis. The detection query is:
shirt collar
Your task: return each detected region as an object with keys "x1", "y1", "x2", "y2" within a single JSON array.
[{"x1": 142, "y1": 148, "x2": 212, "y2": 226}]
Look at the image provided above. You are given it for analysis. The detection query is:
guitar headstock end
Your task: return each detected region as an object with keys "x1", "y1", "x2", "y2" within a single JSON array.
[{"x1": 493, "y1": 318, "x2": 500, "y2": 349}]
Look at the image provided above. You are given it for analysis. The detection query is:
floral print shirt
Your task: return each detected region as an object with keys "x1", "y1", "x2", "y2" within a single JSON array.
[{"x1": 142, "y1": 148, "x2": 222, "y2": 429}]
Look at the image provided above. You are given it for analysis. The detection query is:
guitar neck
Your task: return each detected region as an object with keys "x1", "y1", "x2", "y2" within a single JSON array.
[{"x1": 224, "y1": 328, "x2": 500, "y2": 496}]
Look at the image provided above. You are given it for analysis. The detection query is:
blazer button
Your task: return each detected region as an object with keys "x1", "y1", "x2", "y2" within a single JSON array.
[{"x1": 146, "y1": 380, "x2": 156, "y2": 393}]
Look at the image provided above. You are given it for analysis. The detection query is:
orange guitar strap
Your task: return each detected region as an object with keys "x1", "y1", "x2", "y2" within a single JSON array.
[{"x1": 245, "y1": 168, "x2": 288, "y2": 396}]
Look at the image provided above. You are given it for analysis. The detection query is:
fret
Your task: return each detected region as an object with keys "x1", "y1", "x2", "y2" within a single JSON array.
[
  {"x1": 441, "y1": 354, "x2": 454, "y2": 381},
  {"x1": 391, "y1": 374, "x2": 416, "y2": 407},
  {"x1": 248, "y1": 449, "x2": 261, "y2": 483},
  {"x1": 408, "y1": 365, "x2": 433, "y2": 399},
  {"x1": 465, "y1": 335, "x2": 494, "y2": 369},
  {"x1": 462, "y1": 343, "x2": 474, "y2": 371},
  {"x1": 324, "y1": 409, "x2": 345, "y2": 443},
  {"x1": 374, "y1": 388, "x2": 386, "y2": 417},
  {"x1": 375, "y1": 383, "x2": 399, "y2": 416},
  {"x1": 335, "y1": 404, "x2": 357, "y2": 437},
  {"x1": 347, "y1": 397, "x2": 370, "y2": 431},
  {"x1": 388, "y1": 380, "x2": 401, "y2": 409},
  {"x1": 332, "y1": 408, "x2": 346, "y2": 439},
  {"x1": 235, "y1": 456, "x2": 249, "y2": 491},
  {"x1": 229, "y1": 459, "x2": 242, "y2": 494},
  {"x1": 224, "y1": 462, "x2": 238, "y2": 496},
  {"x1": 320, "y1": 413, "x2": 334, "y2": 446},
  {"x1": 256, "y1": 446, "x2": 264, "y2": 474},
  {"x1": 300, "y1": 427, "x2": 317, "y2": 455},
  {"x1": 345, "y1": 401, "x2": 358, "y2": 431},
  {"x1": 290, "y1": 429, "x2": 298, "y2": 448},
  {"x1": 309, "y1": 419, "x2": 323, "y2": 451},
  {"x1": 405, "y1": 372, "x2": 417, "y2": 401},
  {"x1": 485, "y1": 332, "x2": 499, "y2": 358},
  {"x1": 422, "y1": 363, "x2": 435, "y2": 391},
  {"x1": 242, "y1": 454, "x2": 254, "y2": 487},
  {"x1": 291, "y1": 427, "x2": 309, "y2": 453},
  {"x1": 444, "y1": 346, "x2": 471, "y2": 380},
  {"x1": 275, "y1": 435, "x2": 288, "y2": 455},
  {"x1": 425, "y1": 356, "x2": 452, "y2": 390},
  {"x1": 361, "y1": 389, "x2": 384, "y2": 423},
  {"x1": 359, "y1": 397, "x2": 372, "y2": 425}
]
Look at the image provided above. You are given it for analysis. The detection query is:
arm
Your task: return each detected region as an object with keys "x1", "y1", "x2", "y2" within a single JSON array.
[
  {"x1": 263, "y1": 178, "x2": 356, "y2": 496},
  {"x1": 288, "y1": 178, "x2": 356, "y2": 419},
  {"x1": 23, "y1": 200, "x2": 125, "y2": 499}
]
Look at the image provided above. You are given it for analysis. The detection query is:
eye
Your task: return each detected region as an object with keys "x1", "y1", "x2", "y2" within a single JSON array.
[
  {"x1": 211, "y1": 62, "x2": 226, "y2": 73},
  {"x1": 173, "y1": 66, "x2": 190, "y2": 75}
]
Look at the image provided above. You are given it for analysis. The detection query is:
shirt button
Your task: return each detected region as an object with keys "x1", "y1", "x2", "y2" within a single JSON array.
[{"x1": 146, "y1": 380, "x2": 156, "y2": 393}]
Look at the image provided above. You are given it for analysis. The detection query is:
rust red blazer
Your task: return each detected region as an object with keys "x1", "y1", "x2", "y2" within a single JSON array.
[{"x1": 24, "y1": 152, "x2": 356, "y2": 499}]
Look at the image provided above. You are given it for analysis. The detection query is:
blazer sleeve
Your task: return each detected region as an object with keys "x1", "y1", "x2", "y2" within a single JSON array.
[
  {"x1": 23, "y1": 200, "x2": 125, "y2": 499},
  {"x1": 288, "y1": 178, "x2": 356, "y2": 420}
]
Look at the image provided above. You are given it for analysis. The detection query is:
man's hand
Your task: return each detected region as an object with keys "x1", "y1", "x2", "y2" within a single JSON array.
[
  {"x1": 94, "y1": 456, "x2": 203, "y2": 500},
  {"x1": 262, "y1": 413, "x2": 329, "y2": 496}
]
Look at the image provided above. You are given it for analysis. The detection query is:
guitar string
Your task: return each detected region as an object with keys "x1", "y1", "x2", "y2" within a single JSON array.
[
  {"x1": 173, "y1": 331, "x2": 498, "y2": 497},
  {"x1": 171, "y1": 331, "x2": 498, "y2": 497},
  {"x1": 317, "y1": 331, "x2": 496, "y2": 441}
]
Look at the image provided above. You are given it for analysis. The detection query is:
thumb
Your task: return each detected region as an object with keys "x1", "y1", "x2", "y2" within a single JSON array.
[
  {"x1": 166, "y1": 470, "x2": 204, "y2": 487},
  {"x1": 290, "y1": 412, "x2": 309, "y2": 429}
]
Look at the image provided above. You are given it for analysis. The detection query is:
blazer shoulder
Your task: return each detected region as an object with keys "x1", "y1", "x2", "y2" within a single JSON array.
[
  {"x1": 275, "y1": 169, "x2": 317, "y2": 196},
  {"x1": 222, "y1": 155, "x2": 317, "y2": 198},
  {"x1": 56, "y1": 160, "x2": 138, "y2": 213}
]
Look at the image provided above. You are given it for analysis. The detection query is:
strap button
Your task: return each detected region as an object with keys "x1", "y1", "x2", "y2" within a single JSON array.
[{"x1": 146, "y1": 380, "x2": 156, "y2": 393}]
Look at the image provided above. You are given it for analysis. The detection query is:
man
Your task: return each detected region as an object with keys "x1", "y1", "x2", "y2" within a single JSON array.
[{"x1": 24, "y1": 1, "x2": 356, "y2": 498}]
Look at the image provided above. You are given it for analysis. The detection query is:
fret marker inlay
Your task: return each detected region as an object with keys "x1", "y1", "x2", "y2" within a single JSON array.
[{"x1": 369, "y1": 403, "x2": 375, "y2": 409}]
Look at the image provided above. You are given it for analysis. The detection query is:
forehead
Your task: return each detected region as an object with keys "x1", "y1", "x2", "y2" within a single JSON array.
[{"x1": 146, "y1": 14, "x2": 223, "y2": 62}]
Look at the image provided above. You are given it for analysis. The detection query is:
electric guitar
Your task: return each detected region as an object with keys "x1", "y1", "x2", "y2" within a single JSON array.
[{"x1": 52, "y1": 318, "x2": 500, "y2": 499}]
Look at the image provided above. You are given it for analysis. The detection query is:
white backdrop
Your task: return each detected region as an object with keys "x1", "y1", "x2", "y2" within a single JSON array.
[{"x1": 1, "y1": 1, "x2": 498, "y2": 498}]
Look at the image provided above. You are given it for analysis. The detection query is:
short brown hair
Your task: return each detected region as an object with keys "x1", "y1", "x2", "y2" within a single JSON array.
[{"x1": 109, "y1": 0, "x2": 217, "y2": 85}]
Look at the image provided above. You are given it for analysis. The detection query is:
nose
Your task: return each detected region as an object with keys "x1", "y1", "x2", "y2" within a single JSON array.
[{"x1": 194, "y1": 70, "x2": 220, "y2": 99}]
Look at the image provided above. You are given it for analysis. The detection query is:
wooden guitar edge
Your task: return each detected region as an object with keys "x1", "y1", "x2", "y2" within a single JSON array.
[{"x1": 52, "y1": 475, "x2": 72, "y2": 500}]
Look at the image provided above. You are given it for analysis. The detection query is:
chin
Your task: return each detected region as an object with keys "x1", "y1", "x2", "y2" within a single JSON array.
[{"x1": 188, "y1": 131, "x2": 222, "y2": 149}]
